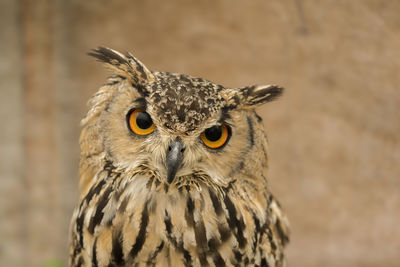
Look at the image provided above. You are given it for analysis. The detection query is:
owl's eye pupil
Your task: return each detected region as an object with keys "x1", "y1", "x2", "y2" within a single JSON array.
[
  {"x1": 201, "y1": 124, "x2": 230, "y2": 149},
  {"x1": 136, "y1": 112, "x2": 153, "y2": 129},
  {"x1": 127, "y1": 109, "x2": 156, "y2": 136},
  {"x1": 205, "y1": 126, "x2": 222, "y2": 141}
]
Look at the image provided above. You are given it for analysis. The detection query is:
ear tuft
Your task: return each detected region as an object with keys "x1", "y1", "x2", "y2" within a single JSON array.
[
  {"x1": 223, "y1": 85, "x2": 284, "y2": 109},
  {"x1": 88, "y1": 47, "x2": 155, "y2": 86}
]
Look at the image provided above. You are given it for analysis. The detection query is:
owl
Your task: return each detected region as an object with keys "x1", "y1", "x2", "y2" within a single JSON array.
[{"x1": 69, "y1": 47, "x2": 289, "y2": 267}]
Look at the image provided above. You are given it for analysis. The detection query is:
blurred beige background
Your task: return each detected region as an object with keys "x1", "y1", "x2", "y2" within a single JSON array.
[{"x1": 1, "y1": 0, "x2": 399, "y2": 266}]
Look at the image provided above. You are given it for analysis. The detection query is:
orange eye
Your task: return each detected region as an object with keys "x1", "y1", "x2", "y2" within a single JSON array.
[
  {"x1": 201, "y1": 124, "x2": 231, "y2": 149},
  {"x1": 127, "y1": 109, "x2": 155, "y2": 136}
]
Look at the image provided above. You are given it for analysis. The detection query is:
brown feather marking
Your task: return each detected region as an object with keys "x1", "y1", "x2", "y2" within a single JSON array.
[
  {"x1": 111, "y1": 229, "x2": 125, "y2": 265},
  {"x1": 88, "y1": 185, "x2": 113, "y2": 234},
  {"x1": 223, "y1": 194, "x2": 247, "y2": 249},
  {"x1": 92, "y1": 237, "x2": 98, "y2": 267},
  {"x1": 129, "y1": 200, "x2": 150, "y2": 259}
]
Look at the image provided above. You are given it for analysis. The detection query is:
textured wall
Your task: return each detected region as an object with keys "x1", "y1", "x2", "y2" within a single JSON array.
[{"x1": 1, "y1": 0, "x2": 399, "y2": 266}]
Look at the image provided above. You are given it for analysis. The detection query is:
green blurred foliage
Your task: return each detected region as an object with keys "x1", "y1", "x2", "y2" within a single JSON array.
[{"x1": 39, "y1": 260, "x2": 64, "y2": 267}]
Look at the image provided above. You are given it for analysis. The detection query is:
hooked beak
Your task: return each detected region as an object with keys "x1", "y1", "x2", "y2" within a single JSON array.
[{"x1": 166, "y1": 137, "x2": 185, "y2": 184}]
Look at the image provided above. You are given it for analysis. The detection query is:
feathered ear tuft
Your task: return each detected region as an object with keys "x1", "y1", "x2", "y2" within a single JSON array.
[
  {"x1": 222, "y1": 85, "x2": 284, "y2": 109},
  {"x1": 88, "y1": 47, "x2": 155, "y2": 86}
]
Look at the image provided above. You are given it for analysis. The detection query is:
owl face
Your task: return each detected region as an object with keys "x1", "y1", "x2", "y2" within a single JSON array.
[{"x1": 85, "y1": 47, "x2": 283, "y2": 188}]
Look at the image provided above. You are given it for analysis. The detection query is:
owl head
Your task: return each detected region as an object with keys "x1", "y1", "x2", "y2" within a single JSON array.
[{"x1": 80, "y1": 47, "x2": 283, "y2": 193}]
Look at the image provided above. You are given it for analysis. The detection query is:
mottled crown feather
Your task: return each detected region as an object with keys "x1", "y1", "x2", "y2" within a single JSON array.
[{"x1": 147, "y1": 72, "x2": 226, "y2": 133}]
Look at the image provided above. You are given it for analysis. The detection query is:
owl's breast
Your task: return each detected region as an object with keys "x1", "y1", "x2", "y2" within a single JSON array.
[{"x1": 70, "y1": 169, "x2": 287, "y2": 267}]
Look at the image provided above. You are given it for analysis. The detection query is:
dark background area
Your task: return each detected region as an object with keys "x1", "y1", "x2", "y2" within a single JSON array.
[{"x1": 1, "y1": 0, "x2": 399, "y2": 266}]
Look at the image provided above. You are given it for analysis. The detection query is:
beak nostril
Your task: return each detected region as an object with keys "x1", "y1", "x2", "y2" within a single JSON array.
[
  {"x1": 180, "y1": 148, "x2": 185, "y2": 152},
  {"x1": 168, "y1": 146, "x2": 172, "y2": 151}
]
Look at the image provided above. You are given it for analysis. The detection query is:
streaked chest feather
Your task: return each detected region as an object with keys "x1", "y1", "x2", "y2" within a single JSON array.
[{"x1": 70, "y1": 166, "x2": 286, "y2": 267}]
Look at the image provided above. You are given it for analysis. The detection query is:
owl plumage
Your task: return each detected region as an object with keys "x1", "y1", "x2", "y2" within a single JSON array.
[{"x1": 69, "y1": 47, "x2": 289, "y2": 267}]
